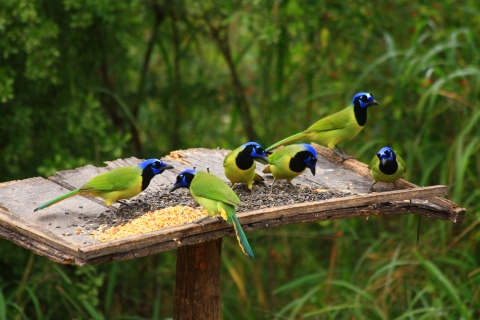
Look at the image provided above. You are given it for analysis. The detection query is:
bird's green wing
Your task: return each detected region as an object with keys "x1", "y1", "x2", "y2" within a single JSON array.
[
  {"x1": 303, "y1": 107, "x2": 351, "y2": 134},
  {"x1": 368, "y1": 154, "x2": 379, "y2": 170},
  {"x1": 190, "y1": 171, "x2": 241, "y2": 207},
  {"x1": 80, "y1": 166, "x2": 141, "y2": 192},
  {"x1": 267, "y1": 145, "x2": 303, "y2": 165},
  {"x1": 223, "y1": 146, "x2": 241, "y2": 167},
  {"x1": 397, "y1": 155, "x2": 406, "y2": 174}
]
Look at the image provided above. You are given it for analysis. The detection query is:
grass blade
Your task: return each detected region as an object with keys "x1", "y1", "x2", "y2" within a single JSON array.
[
  {"x1": 0, "y1": 290, "x2": 6, "y2": 320},
  {"x1": 414, "y1": 251, "x2": 471, "y2": 320}
]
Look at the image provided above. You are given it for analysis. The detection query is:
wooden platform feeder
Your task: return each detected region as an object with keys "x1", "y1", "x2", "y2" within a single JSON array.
[{"x1": 0, "y1": 144, "x2": 465, "y2": 319}]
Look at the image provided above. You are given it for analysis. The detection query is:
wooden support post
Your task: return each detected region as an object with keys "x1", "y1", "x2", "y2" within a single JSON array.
[{"x1": 174, "y1": 238, "x2": 223, "y2": 320}]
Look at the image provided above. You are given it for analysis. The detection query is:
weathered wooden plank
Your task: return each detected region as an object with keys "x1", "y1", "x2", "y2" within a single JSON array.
[
  {"x1": 78, "y1": 196, "x2": 456, "y2": 265},
  {"x1": 0, "y1": 224, "x2": 76, "y2": 264},
  {"x1": 312, "y1": 144, "x2": 466, "y2": 223},
  {"x1": 0, "y1": 177, "x2": 108, "y2": 251},
  {"x1": 0, "y1": 147, "x2": 466, "y2": 266},
  {"x1": 78, "y1": 185, "x2": 448, "y2": 261}
]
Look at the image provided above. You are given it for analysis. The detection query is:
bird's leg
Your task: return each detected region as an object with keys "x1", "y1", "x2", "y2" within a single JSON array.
[
  {"x1": 107, "y1": 206, "x2": 120, "y2": 218},
  {"x1": 116, "y1": 200, "x2": 132, "y2": 211},
  {"x1": 247, "y1": 186, "x2": 255, "y2": 210},
  {"x1": 393, "y1": 181, "x2": 399, "y2": 190},
  {"x1": 192, "y1": 216, "x2": 211, "y2": 228},
  {"x1": 367, "y1": 182, "x2": 376, "y2": 193},
  {"x1": 333, "y1": 145, "x2": 355, "y2": 163},
  {"x1": 289, "y1": 181, "x2": 297, "y2": 188},
  {"x1": 270, "y1": 179, "x2": 277, "y2": 193}
]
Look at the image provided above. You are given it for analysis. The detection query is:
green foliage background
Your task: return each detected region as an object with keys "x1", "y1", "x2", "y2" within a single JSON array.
[{"x1": 1, "y1": 0, "x2": 480, "y2": 319}]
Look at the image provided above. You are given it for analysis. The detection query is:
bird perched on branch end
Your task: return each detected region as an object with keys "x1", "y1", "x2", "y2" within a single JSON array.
[{"x1": 265, "y1": 92, "x2": 378, "y2": 161}]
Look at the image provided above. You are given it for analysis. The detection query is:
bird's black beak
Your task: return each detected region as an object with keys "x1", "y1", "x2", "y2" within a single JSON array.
[
  {"x1": 309, "y1": 166, "x2": 316, "y2": 176},
  {"x1": 255, "y1": 157, "x2": 269, "y2": 165},
  {"x1": 369, "y1": 99, "x2": 379, "y2": 106},
  {"x1": 169, "y1": 183, "x2": 181, "y2": 193},
  {"x1": 162, "y1": 164, "x2": 174, "y2": 172}
]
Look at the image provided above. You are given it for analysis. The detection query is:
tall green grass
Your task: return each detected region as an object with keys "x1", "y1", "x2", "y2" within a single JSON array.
[{"x1": 1, "y1": 0, "x2": 480, "y2": 319}]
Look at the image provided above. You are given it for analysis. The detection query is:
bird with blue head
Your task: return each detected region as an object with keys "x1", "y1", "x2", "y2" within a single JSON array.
[
  {"x1": 368, "y1": 147, "x2": 406, "y2": 193},
  {"x1": 34, "y1": 159, "x2": 173, "y2": 212},
  {"x1": 265, "y1": 92, "x2": 379, "y2": 161},
  {"x1": 262, "y1": 143, "x2": 317, "y2": 190},
  {"x1": 170, "y1": 169, "x2": 254, "y2": 259},
  {"x1": 224, "y1": 141, "x2": 269, "y2": 191}
]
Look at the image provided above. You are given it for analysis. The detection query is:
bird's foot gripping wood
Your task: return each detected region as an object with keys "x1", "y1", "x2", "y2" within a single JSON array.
[
  {"x1": 333, "y1": 145, "x2": 356, "y2": 163},
  {"x1": 106, "y1": 206, "x2": 120, "y2": 218},
  {"x1": 192, "y1": 216, "x2": 211, "y2": 228},
  {"x1": 192, "y1": 215, "x2": 224, "y2": 228},
  {"x1": 367, "y1": 182, "x2": 376, "y2": 194}
]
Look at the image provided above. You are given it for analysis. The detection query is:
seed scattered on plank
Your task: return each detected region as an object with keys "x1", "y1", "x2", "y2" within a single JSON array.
[
  {"x1": 86, "y1": 182, "x2": 348, "y2": 242},
  {"x1": 91, "y1": 205, "x2": 209, "y2": 242}
]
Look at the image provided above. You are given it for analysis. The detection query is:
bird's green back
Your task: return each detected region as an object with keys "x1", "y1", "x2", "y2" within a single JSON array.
[
  {"x1": 80, "y1": 166, "x2": 142, "y2": 192},
  {"x1": 303, "y1": 105, "x2": 353, "y2": 133},
  {"x1": 190, "y1": 171, "x2": 241, "y2": 207},
  {"x1": 267, "y1": 144, "x2": 306, "y2": 165}
]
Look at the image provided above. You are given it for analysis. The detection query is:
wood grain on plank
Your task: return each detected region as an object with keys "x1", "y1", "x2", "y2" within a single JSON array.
[
  {"x1": 79, "y1": 185, "x2": 450, "y2": 261},
  {"x1": 0, "y1": 148, "x2": 466, "y2": 265}
]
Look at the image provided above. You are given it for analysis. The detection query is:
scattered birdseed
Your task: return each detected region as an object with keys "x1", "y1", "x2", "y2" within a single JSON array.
[
  {"x1": 84, "y1": 182, "x2": 347, "y2": 242},
  {"x1": 91, "y1": 205, "x2": 209, "y2": 242}
]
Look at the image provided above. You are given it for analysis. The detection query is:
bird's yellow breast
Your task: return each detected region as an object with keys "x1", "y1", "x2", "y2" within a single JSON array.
[
  {"x1": 224, "y1": 161, "x2": 256, "y2": 185},
  {"x1": 270, "y1": 156, "x2": 305, "y2": 182}
]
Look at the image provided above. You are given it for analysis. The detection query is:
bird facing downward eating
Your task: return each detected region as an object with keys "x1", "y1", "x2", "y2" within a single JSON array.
[
  {"x1": 170, "y1": 169, "x2": 254, "y2": 259},
  {"x1": 368, "y1": 147, "x2": 406, "y2": 193},
  {"x1": 223, "y1": 141, "x2": 269, "y2": 190},
  {"x1": 265, "y1": 92, "x2": 379, "y2": 161},
  {"x1": 34, "y1": 159, "x2": 174, "y2": 212},
  {"x1": 262, "y1": 143, "x2": 317, "y2": 190}
]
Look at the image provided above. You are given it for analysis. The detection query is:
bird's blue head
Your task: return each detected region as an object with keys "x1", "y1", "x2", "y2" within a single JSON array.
[
  {"x1": 139, "y1": 159, "x2": 174, "y2": 175},
  {"x1": 241, "y1": 141, "x2": 269, "y2": 163},
  {"x1": 170, "y1": 169, "x2": 197, "y2": 192},
  {"x1": 302, "y1": 144, "x2": 318, "y2": 175},
  {"x1": 376, "y1": 147, "x2": 396, "y2": 166},
  {"x1": 291, "y1": 144, "x2": 317, "y2": 176},
  {"x1": 352, "y1": 92, "x2": 379, "y2": 109}
]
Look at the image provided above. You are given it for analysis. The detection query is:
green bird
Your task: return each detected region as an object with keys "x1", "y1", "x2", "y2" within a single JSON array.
[
  {"x1": 223, "y1": 141, "x2": 269, "y2": 190},
  {"x1": 368, "y1": 147, "x2": 406, "y2": 193},
  {"x1": 34, "y1": 159, "x2": 173, "y2": 212},
  {"x1": 170, "y1": 169, "x2": 254, "y2": 259},
  {"x1": 368, "y1": 147, "x2": 418, "y2": 244},
  {"x1": 265, "y1": 92, "x2": 379, "y2": 160},
  {"x1": 262, "y1": 144, "x2": 317, "y2": 189}
]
